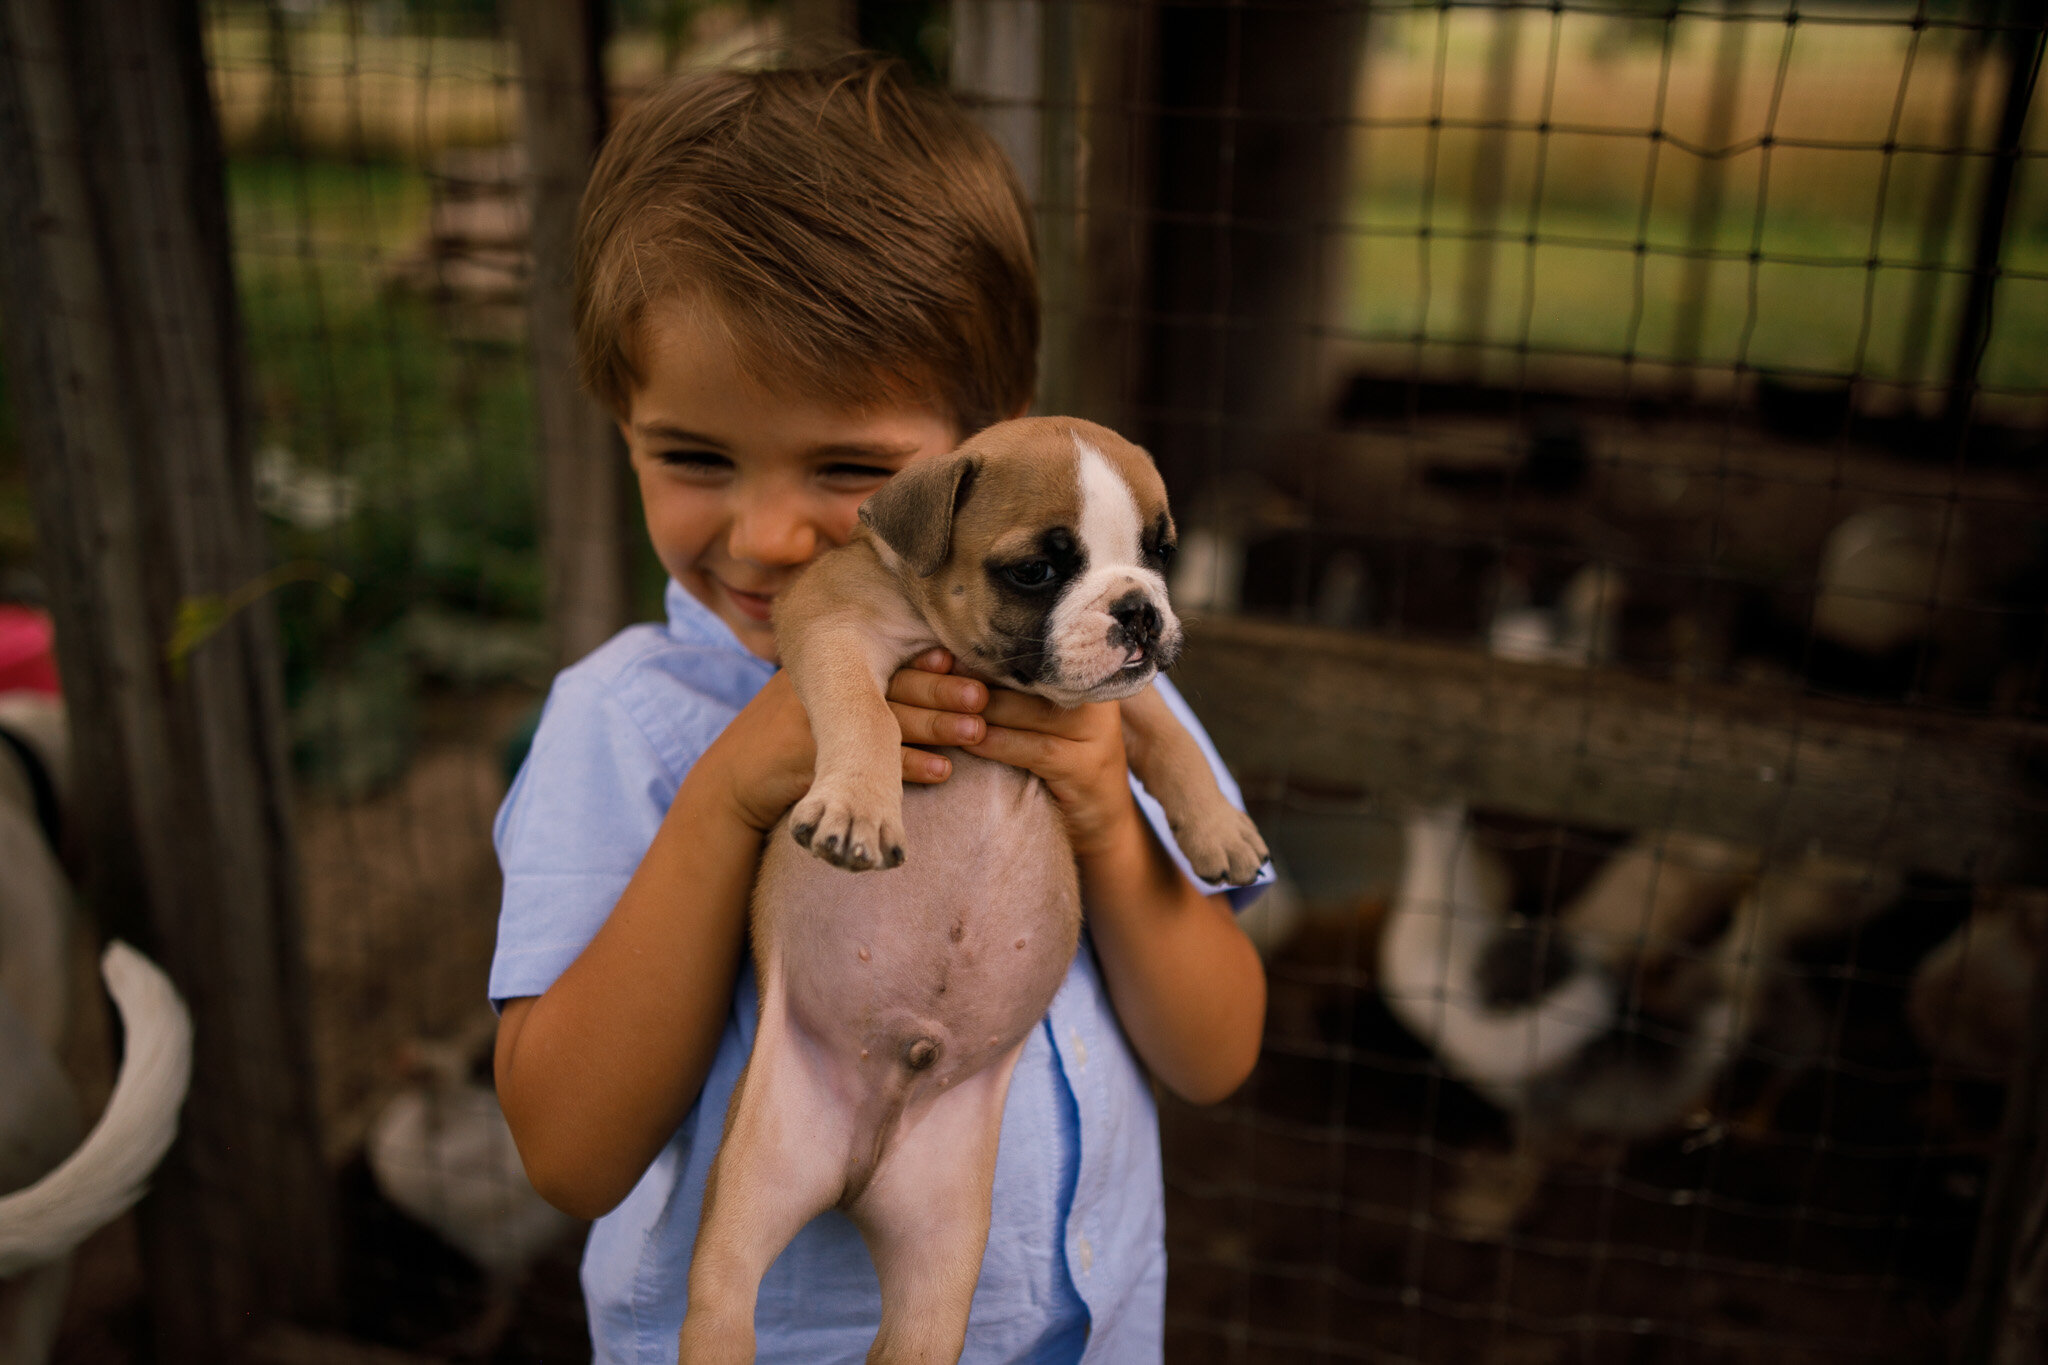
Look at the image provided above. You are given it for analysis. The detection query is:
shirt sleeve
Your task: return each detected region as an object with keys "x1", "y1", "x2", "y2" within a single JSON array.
[
  {"x1": 488, "y1": 664, "x2": 697, "y2": 1008},
  {"x1": 1130, "y1": 676, "x2": 1274, "y2": 911}
]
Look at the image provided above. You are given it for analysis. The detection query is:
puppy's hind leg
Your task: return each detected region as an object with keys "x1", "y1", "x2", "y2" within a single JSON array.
[
  {"x1": 848, "y1": 1046, "x2": 1024, "y2": 1365},
  {"x1": 680, "y1": 996, "x2": 855, "y2": 1365}
]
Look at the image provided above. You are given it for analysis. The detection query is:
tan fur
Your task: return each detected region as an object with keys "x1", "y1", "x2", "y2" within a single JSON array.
[{"x1": 678, "y1": 418, "x2": 1266, "y2": 1364}]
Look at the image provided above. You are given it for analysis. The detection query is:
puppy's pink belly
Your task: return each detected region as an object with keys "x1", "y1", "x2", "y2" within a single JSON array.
[{"x1": 760, "y1": 755, "x2": 1082, "y2": 1093}]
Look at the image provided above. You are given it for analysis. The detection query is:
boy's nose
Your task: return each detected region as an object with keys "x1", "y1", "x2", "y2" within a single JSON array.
[{"x1": 728, "y1": 501, "x2": 817, "y2": 567}]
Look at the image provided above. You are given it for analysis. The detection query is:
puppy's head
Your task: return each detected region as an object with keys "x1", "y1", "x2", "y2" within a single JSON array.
[{"x1": 858, "y1": 417, "x2": 1179, "y2": 707}]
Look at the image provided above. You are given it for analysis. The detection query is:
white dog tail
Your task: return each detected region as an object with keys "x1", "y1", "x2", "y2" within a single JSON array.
[
  {"x1": 0, "y1": 942, "x2": 193, "y2": 1276},
  {"x1": 1379, "y1": 806, "x2": 1616, "y2": 1106}
]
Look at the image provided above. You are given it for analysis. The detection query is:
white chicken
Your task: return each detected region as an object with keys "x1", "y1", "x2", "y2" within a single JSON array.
[
  {"x1": 365, "y1": 1018, "x2": 575, "y2": 1356},
  {"x1": 1380, "y1": 805, "x2": 1890, "y2": 1230}
]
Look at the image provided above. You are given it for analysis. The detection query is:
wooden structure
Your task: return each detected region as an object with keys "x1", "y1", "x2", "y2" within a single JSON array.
[
  {"x1": 0, "y1": 0, "x2": 336, "y2": 1355},
  {"x1": 1175, "y1": 616, "x2": 2048, "y2": 886},
  {"x1": 507, "y1": 0, "x2": 636, "y2": 667}
]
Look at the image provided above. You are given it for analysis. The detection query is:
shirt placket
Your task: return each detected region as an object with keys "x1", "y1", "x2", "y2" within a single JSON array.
[{"x1": 1050, "y1": 964, "x2": 1108, "y2": 1326}]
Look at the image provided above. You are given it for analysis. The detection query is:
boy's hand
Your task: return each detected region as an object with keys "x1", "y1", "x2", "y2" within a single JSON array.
[
  {"x1": 963, "y1": 690, "x2": 1138, "y2": 861},
  {"x1": 707, "y1": 649, "x2": 990, "y2": 833}
]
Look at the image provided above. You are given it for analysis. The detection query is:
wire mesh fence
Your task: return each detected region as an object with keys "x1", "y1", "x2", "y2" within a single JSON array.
[
  {"x1": 1, "y1": 0, "x2": 2045, "y2": 1361},
  {"x1": 1030, "y1": 2, "x2": 2048, "y2": 1360}
]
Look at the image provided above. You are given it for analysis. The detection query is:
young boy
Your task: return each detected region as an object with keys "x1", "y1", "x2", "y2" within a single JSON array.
[{"x1": 489, "y1": 55, "x2": 1270, "y2": 1364}]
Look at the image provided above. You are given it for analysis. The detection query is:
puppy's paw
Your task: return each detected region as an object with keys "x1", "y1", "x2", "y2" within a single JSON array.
[
  {"x1": 1171, "y1": 804, "x2": 1270, "y2": 886},
  {"x1": 789, "y1": 776, "x2": 906, "y2": 872}
]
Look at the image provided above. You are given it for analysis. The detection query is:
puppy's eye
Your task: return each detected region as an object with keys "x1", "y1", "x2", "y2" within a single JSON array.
[
  {"x1": 1002, "y1": 559, "x2": 1058, "y2": 590},
  {"x1": 1154, "y1": 541, "x2": 1177, "y2": 565}
]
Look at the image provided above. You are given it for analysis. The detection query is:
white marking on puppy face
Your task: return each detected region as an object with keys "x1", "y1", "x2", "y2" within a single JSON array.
[
  {"x1": 1076, "y1": 437, "x2": 1143, "y2": 567},
  {"x1": 1043, "y1": 435, "x2": 1180, "y2": 702}
]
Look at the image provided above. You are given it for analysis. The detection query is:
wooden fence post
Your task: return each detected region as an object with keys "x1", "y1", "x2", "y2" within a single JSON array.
[
  {"x1": 1944, "y1": 2, "x2": 2045, "y2": 435},
  {"x1": 0, "y1": 0, "x2": 338, "y2": 1355},
  {"x1": 507, "y1": 0, "x2": 636, "y2": 667},
  {"x1": 1143, "y1": 0, "x2": 1369, "y2": 491},
  {"x1": 955, "y1": 0, "x2": 1157, "y2": 432}
]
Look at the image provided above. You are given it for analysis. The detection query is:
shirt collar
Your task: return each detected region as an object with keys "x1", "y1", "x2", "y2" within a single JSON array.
[{"x1": 664, "y1": 578, "x2": 777, "y2": 673}]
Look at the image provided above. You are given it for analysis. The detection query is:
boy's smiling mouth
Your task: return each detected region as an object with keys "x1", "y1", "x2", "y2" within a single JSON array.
[{"x1": 712, "y1": 578, "x2": 777, "y2": 623}]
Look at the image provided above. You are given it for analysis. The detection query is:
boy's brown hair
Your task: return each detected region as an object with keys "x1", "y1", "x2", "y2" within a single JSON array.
[{"x1": 576, "y1": 55, "x2": 1038, "y2": 435}]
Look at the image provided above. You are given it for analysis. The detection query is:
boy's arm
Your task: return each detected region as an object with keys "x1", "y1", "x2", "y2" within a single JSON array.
[
  {"x1": 964, "y1": 693, "x2": 1265, "y2": 1105},
  {"x1": 495, "y1": 656, "x2": 992, "y2": 1219}
]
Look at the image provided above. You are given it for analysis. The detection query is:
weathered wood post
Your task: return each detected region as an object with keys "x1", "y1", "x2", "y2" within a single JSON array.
[
  {"x1": 0, "y1": 0, "x2": 338, "y2": 1355},
  {"x1": 1142, "y1": 0, "x2": 1369, "y2": 492},
  {"x1": 954, "y1": 0, "x2": 1158, "y2": 432},
  {"x1": 507, "y1": 0, "x2": 637, "y2": 667},
  {"x1": 1944, "y1": 2, "x2": 2045, "y2": 435}
]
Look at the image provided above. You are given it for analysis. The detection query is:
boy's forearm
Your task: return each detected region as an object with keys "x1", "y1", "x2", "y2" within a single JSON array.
[
  {"x1": 496, "y1": 760, "x2": 759, "y2": 1220},
  {"x1": 1079, "y1": 799, "x2": 1266, "y2": 1105}
]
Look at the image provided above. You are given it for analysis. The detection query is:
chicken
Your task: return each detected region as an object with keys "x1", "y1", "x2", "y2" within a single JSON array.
[
  {"x1": 1909, "y1": 885, "x2": 2046, "y2": 1083},
  {"x1": 365, "y1": 1017, "x2": 575, "y2": 1357},
  {"x1": 1380, "y1": 805, "x2": 1891, "y2": 1231}
]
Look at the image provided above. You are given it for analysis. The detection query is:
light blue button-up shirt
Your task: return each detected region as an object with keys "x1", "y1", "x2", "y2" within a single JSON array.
[{"x1": 491, "y1": 580, "x2": 1268, "y2": 1365}]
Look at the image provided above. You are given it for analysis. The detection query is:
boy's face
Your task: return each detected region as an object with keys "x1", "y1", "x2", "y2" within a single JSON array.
[{"x1": 619, "y1": 301, "x2": 962, "y2": 662}]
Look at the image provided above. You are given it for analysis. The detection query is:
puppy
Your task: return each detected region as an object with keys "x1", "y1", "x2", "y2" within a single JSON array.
[{"x1": 678, "y1": 418, "x2": 1267, "y2": 1364}]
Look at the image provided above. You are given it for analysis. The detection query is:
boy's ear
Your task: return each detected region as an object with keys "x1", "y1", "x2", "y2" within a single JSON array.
[{"x1": 858, "y1": 454, "x2": 980, "y2": 578}]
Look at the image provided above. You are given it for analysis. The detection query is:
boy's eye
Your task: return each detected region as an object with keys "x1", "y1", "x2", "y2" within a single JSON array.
[
  {"x1": 1001, "y1": 559, "x2": 1058, "y2": 590},
  {"x1": 654, "y1": 449, "x2": 732, "y2": 476},
  {"x1": 819, "y1": 462, "x2": 898, "y2": 486}
]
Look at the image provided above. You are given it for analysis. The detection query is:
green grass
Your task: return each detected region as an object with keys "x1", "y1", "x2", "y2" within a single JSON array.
[
  {"x1": 1341, "y1": 184, "x2": 2048, "y2": 397},
  {"x1": 1341, "y1": 7, "x2": 2048, "y2": 402},
  {"x1": 228, "y1": 157, "x2": 543, "y2": 700}
]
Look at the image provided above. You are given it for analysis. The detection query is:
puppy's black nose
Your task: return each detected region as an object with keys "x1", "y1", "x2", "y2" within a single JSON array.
[{"x1": 1110, "y1": 592, "x2": 1163, "y2": 646}]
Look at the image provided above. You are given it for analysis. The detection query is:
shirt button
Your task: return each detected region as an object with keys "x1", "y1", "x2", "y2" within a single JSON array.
[
  {"x1": 1077, "y1": 1235, "x2": 1093, "y2": 1274},
  {"x1": 1070, "y1": 1029, "x2": 1088, "y2": 1069}
]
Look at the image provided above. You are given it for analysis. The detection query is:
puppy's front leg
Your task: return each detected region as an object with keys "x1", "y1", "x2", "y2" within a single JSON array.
[
  {"x1": 782, "y1": 620, "x2": 916, "y2": 871},
  {"x1": 1121, "y1": 683, "x2": 1269, "y2": 886},
  {"x1": 774, "y1": 551, "x2": 936, "y2": 871}
]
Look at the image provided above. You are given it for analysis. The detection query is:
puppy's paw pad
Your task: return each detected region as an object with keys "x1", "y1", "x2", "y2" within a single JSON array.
[{"x1": 1174, "y1": 807, "x2": 1270, "y2": 886}]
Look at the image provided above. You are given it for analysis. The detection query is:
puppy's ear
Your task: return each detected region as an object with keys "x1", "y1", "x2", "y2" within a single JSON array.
[{"x1": 858, "y1": 454, "x2": 979, "y2": 577}]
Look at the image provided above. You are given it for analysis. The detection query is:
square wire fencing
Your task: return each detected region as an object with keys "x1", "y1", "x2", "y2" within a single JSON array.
[
  {"x1": 949, "y1": 0, "x2": 2048, "y2": 1359},
  {"x1": 8, "y1": 0, "x2": 2038, "y2": 1359}
]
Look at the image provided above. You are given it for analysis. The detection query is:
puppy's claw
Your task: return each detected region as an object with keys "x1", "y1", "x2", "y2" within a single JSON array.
[
  {"x1": 1174, "y1": 807, "x2": 1270, "y2": 887},
  {"x1": 789, "y1": 778, "x2": 905, "y2": 875}
]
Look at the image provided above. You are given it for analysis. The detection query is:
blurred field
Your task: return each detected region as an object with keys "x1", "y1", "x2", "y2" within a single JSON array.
[
  {"x1": 202, "y1": 5, "x2": 2048, "y2": 417},
  {"x1": 1341, "y1": 7, "x2": 2048, "y2": 406},
  {"x1": 12, "y1": 9, "x2": 2044, "y2": 634},
  {"x1": 205, "y1": 6, "x2": 773, "y2": 160}
]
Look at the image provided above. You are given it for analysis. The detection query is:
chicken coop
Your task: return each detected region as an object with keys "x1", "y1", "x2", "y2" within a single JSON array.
[{"x1": 1, "y1": 0, "x2": 2046, "y2": 1362}]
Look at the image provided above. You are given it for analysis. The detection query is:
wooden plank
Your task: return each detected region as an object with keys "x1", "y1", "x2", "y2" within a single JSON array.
[
  {"x1": 507, "y1": 0, "x2": 635, "y2": 667},
  {"x1": 0, "y1": 0, "x2": 338, "y2": 1354},
  {"x1": 1171, "y1": 616, "x2": 2048, "y2": 883}
]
